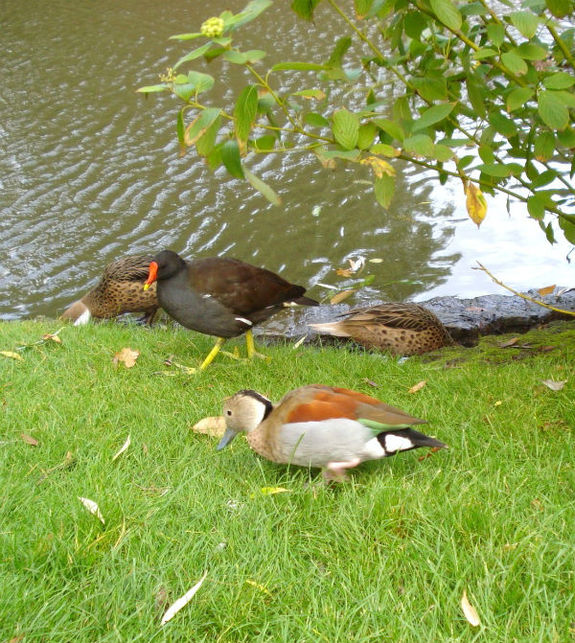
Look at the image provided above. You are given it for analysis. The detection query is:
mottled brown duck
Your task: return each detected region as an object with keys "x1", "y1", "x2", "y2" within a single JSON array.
[
  {"x1": 308, "y1": 302, "x2": 454, "y2": 355},
  {"x1": 61, "y1": 255, "x2": 159, "y2": 325},
  {"x1": 143, "y1": 249, "x2": 318, "y2": 370},
  {"x1": 217, "y1": 384, "x2": 447, "y2": 481}
]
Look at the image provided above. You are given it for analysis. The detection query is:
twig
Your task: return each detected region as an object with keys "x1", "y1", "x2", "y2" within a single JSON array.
[{"x1": 475, "y1": 262, "x2": 575, "y2": 317}]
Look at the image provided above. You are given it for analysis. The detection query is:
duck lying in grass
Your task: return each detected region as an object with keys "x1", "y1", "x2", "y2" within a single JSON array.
[
  {"x1": 217, "y1": 384, "x2": 447, "y2": 481},
  {"x1": 308, "y1": 302, "x2": 455, "y2": 355},
  {"x1": 61, "y1": 255, "x2": 159, "y2": 325}
]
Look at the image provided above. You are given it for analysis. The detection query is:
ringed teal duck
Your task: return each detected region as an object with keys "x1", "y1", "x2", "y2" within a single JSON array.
[
  {"x1": 61, "y1": 255, "x2": 159, "y2": 326},
  {"x1": 308, "y1": 302, "x2": 454, "y2": 355},
  {"x1": 217, "y1": 384, "x2": 447, "y2": 481},
  {"x1": 144, "y1": 250, "x2": 318, "y2": 370}
]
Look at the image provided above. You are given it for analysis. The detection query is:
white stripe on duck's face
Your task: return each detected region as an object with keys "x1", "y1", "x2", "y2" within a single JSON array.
[{"x1": 383, "y1": 433, "x2": 415, "y2": 454}]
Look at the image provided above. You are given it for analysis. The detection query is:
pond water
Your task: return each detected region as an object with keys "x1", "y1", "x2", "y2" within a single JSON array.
[{"x1": 1, "y1": 0, "x2": 573, "y2": 322}]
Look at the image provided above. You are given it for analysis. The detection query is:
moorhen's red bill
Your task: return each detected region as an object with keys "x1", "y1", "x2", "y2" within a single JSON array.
[{"x1": 144, "y1": 249, "x2": 318, "y2": 369}]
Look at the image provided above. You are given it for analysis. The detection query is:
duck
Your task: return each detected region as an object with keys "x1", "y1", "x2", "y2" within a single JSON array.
[
  {"x1": 308, "y1": 302, "x2": 454, "y2": 355},
  {"x1": 217, "y1": 384, "x2": 447, "y2": 481},
  {"x1": 61, "y1": 255, "x2": 159, "y2": 326},
  {"x1": 143, "y1": 250, "x2": 318, "y2": 370}
]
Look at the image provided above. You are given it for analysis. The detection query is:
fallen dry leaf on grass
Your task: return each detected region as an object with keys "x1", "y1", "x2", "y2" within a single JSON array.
[
  {"x1": 161, "y1": 571, "x2": 207, "y2": 625},
  {"x1": 78, "y1": 497, "x2": 105, "y2": 524},
  {"x1": 498, "y1": 337, "x2": 519, "y2": 348},
  {"x1": 21, "y1": 433, "x2": 39, "y2": 447},
  {"x1": 113, "y1": 347, "x2": 140, "y2": 368},
  {"x1": 245, "y1": 579, "x2": 273, "y2": 596},
  {"x1": 541, "y1": 379, "x2": 567, "y2": 391},
  {"x1": 1, "y1": 351, "x2": 23, "y2": 361},
  {"x1": 112, "y1": 435, "x2": 131, "y2": 461},
  {"x1": 408, "y1": 380, "x2": 427, "y2": 394},
  {"x1": 461, "y1": 589, "x2": 481, "y2": 627},
  {"x1": 42, "y1": 333, "x2": 62, "y2": 344},
  {"x1": 191, "y1": 416, "x2": 226, "y2": 438}
]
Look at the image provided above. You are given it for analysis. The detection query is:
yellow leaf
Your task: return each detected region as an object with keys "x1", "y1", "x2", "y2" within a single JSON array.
[
  {"x1": 191, "y1": 416, "x2": 226, "y2": 438},
  {"x1": 537, "y1": 284, "x2": 555, "y2": 296},
  {"x1": 360, "y1": 156, "x2": 396, "y2": 178},
  {"x1": 1, "y1": 351, "x2": 23, "y2": 361},
  {"x1": 42, "y1": 333, "x2": 62, "y2": 344},
  {"x1": 465, "y1": 183, "x2": 487, "y2": 227},
  {"x1": 330, "y1": 289, "x2": 356, "y2": 305},
  {"x1": 259, "y1": 487, "x2": 290, "y2": 496},
  {"x1": 408, "y1": 380, "x2": 427, "y2": 394},
  {"x1": 461, "y1": 590, "x2": 481, "y2": 627},
  {"x1": 113, "y1": 347, "x2": 140, "y2": 368},
  {"x1": 245, "y1": 579, "x2": 273, "y2": 596}
]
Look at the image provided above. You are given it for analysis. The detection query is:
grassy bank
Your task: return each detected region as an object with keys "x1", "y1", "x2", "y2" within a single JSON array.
[{"x1": 1, "y1": 319, "x2": 574, "y2": 642}]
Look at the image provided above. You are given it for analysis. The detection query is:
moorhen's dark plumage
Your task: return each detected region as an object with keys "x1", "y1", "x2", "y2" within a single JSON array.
[{"x1": 144, "y1": 250, "x2": 318, "y2": 369}]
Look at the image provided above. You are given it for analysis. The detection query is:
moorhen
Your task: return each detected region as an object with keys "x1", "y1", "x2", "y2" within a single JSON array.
[
  {"x1": 217, "y1": 385, "x2": 447, "y2": 481},
  {"x1": 143, "y1": 250, "x2": 318, "y2": 369},
  {"x1": 61, "y1": 255, "x2": 159, "y2": 326},
  {"x1": 308, "y1": 302, "x2": 454, "y2": 355}
]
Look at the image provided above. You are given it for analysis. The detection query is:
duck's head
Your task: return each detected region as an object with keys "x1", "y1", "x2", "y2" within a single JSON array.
[
  {"x1": 216, "y1": 390, "x2": 273, "y2": 451},
  {"x1": 143, "y1": 250, "x2": 186, "y2": 290}
]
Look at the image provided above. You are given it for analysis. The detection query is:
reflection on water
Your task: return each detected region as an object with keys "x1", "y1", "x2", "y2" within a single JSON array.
[{"x1": 0, "y1": 0, "x2": 572, "y2": 321}]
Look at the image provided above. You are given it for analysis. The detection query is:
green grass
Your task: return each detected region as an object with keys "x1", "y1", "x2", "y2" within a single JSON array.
[{"x1": 1, "y1": 319, "x2": 574, "y2": 642}]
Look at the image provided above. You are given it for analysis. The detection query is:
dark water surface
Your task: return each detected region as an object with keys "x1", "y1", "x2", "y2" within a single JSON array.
[{"x1": 1, "y1": 0, "x2": 572, "y2": 321}]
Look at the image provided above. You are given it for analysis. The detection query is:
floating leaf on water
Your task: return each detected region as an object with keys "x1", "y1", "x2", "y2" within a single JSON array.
[
  {"x1": 21, "y1": 433, "x2": 39, "y2": 447},
  {"x1": 112, "y1": 434, "x2": 131, "y2": 461},
  {"x1": 191, "y1": 416, "x2": 226, "y2": 438},
  {"x1": 330, "y1": 289, "x2": 357, "y2": 305},
  {"x1": 160, "y1": 571, "x2": 208, "y2": 625},
  {"x1": 113, "y1": 347, "x2": 140, "y2": 368},
  {"x1": 541, "y1": 379, "x2": 567, "y2": 391},
  {"x1": 537, "y1": 284, "x2": 556, "y2": 296},
  {"x1": 369, "y1": 258, "x2": 383, "y2": 263},
  {"x1": 408, "y1": 380, "x2": 427, "y2": 394},
  {"x1": 1, "y1": 351, "x2": 23, "y2": 361},
  {"x1": 78, "y1": 497, "x2": 105, "y2": 524},
  {"x1": 461, "y1": 589, "x2": 481, "y2": 627}
]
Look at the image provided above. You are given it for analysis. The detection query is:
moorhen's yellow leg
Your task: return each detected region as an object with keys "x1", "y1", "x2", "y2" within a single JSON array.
[
  {"x1": 245, "y1": 329, "x2": 270, "y2": 361},
  {"x1": 200, "y1": 337, "x2": 226, "y2": 370}
]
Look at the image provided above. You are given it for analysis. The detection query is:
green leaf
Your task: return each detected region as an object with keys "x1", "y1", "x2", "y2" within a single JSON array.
[
  {"x1": 431, "y1": 144, "x2": 454, "y2": 162},
  {"x1": 223, "y1": 51, "x2": 249, "y2": 64},
  {"x1": 477, "y1": 163, "x2": 514, "y2": 177},
  {"x1": 244, "y1": 50, "x2": 267, "y2": 63},
  {"x1": 545, "y1": 0, "x2": 574, "y2": 18},
  {"x1": 315, "y1": 148, "x2": 361, "y2": 163},
  {"x1": 291, "y1": 0, "x2": 322, "y2": 20},
  {"x1": 305, "y1": 112, "x2": 330, "y2": 127},
  {"x1": 244, "y1": 168, "x2": 281, "y2": 206},
  {"x1": 510, "y1": 11, "x2": 540, "y2": 39},
  {"x1": 478, "y1": 145, "x2": 495, "y2": 163},
  {"x1": 538, "y1": 90, "x2": 570, "y2": 130},
  {"x1": 403, "y1": 134, "x2": 435, "y2": 157},
  {"x1": 559, "y1": 214, "x2": 575, "y2": 244},
  {"x1": 543, "y1": 72, "x2": 575, "y2": 89},
  {"x1": 557, "y1": 128, "x2": 575, "y2": 148},
  {"x1": 430, "y1": 0, "x2": 462, "y2": 31},
  {"x1": 515, "y1": 43, "x2": 548, "y2": 61},
  {"x1": 501, "y1": 51, "x2": 528, "y2": 75},
  {"x1": 412, "y1": 103, "x2": 455, "y2": 131},
  {"x1": 185, "y1": 108, "x2": 221, "y2": 146},
  {"x1": 489, "y1": 112, "x2": 518, "y2": 137},
  {"x1": 226, "y1": 0, "x2": 273, "y2": 29},
  {"x1": 136, "y1": 84, "x2": 168, "y2": 94},
  {"x1": 486, "y1": 23, "x2": 505, "y2": 48},
  {"x1": 554, "y1": 90, "x2": 575, "y2": 108},
  {"x1": 370, "y1": 143, "x2": 400, "y2": 157},
  {"x1": 328, "y1": 37, "x2": 352, "y2": 66},
  {"x1": 271, "y1": 62, "x2": 330, "y2": 71},
  {"x1": 292, "y1": 89, "x2": 325, "y2": 100},
  {"x1": 252, "y1": 135, "x2": 276, "y2": 151},
  {"x1": 234, "y1": 86, "x2": 259, "y2": 148},
  {"x1": 373, "y1": 119, "x2": 405, "y2": 142},
  {"x1": 466, "y1": 77, "x2": 486, "y2": 117},
  {"x1": 374, "y1": 175, "x2": 395, "y2": 209},
  {"x1": 221, "y1": 140, "x2": 244, "y2": 178},
  {"x1": 527, "y1": 194, "x2": 546, "y2": 219},
  {"x1": 357, "y1": 123, "x2": 378, "y2": 150},
  {"x1": 473, "y1": 48, "x2": 498, "y2": 60},
  {"x1": 332, "y1": 109, "x2": 360, "y2": 150},
  {"x1": 177, "y1": 109, "x2": 185, "y2": 146},
  {"x1": 404, "y1": 12, "x2": 429, "y2": 40},
  {"x1": 169, "y1": 32, "x2": 202, "y2": 41},
  {"x1": 534, "y1": 131, "x2": 555, "y2": 161},
  {"x1": 506, "y1": 87, "x2": 534, "y2": 112},
  {"x1": 196, "y1": 117, "x2": 221, "y2": 158},
  {"x1": 174, "y1": 42, "x2": 213, "y2": 70},
  {"x1": 411, "y1": 77, "x2": 448, "y2": 101}
]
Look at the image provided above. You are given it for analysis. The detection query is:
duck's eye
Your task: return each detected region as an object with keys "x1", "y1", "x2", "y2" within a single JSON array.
[{"x1": 226, "y1": 410, "x2": 232, "y2": 416}]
